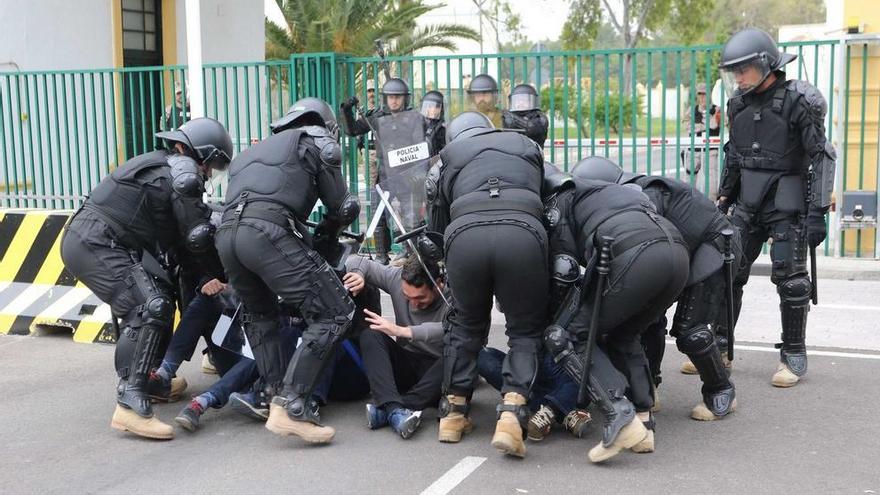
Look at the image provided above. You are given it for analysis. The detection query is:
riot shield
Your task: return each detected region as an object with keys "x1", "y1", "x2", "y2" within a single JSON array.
[
  {"x1": 210, "y1": 302, "x2": 255, "y2": 360},
  {"x1": 374, "y1": 110, "x2": 431, "y2": 233}
]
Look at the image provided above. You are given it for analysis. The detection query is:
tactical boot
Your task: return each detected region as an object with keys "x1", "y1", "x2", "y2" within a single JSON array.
[
  {"x1": 771, "y1": 363, "x2": 800, "y2": 388},
  {"x1": 265, "y1": 396, "x2": 335, "y2": 443},
  {"x1": 117, "y1": 377, "x2": 154, "y2": 418},
  {"x1": 147, "y1": 372, "x2": 188, "y2": 403},
  {"x1": 388, "y1": 409, "x2": 422, "y2": 439},
  {"x1": 586, "y1": 376, "x2": 647, "y2": 463},
  {"x1": 692, "y1": 398, "x2": 738, "y2": 421},
  {"x1": 491, "y1": 392, "x2": 528, "y2": 458},
  {"x1": 681, "y1": 356, "x2": 732, "y2": 374},
  {"x1": 110, "y1": 404, "x2": 174, "y2": 440},
  {"x1": 562, "y1": 410, "x2": 592, "y2": 438},
  {"x1": 631, "y1": 412, "x2": 655, "y2": 453},
  {"x1": 174, "y1": 399, "x2": 206, "y2": 432},
  {"x1": 229, "y1": 391, "x2": 270, "y2": 421},
  {"x1": 438, "y1": 395, "x2": 473, "y2": 443},
  {"x1": 201, "y1": 353, "x2": 219, "y2": 375},
  {"x1": 527, "y1": 404, "x2": 556, "y2": 442}
]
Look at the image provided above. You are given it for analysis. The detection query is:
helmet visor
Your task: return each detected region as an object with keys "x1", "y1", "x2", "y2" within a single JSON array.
[
  {"x1": 509, "y1": 93, "x2": 538, "y2": 111},
  {"x1": 420, "y1": 100, "x2": 443, "y2": 119},
  {"x1": 720, "y1": 57, "x2": 771, "y2": 97}
]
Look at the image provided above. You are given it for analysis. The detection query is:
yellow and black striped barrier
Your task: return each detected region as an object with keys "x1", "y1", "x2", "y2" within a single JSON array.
[{"x1": 0, "y1": 210, "x2": 115, "y2": 343}]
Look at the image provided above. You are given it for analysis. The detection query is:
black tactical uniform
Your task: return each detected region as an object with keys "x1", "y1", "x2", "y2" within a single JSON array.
[
  {"x1": 541, "y1": 166, "x2": 689, "y2": 457},
  {"x1": 60, "y1": 118, "x2": 232, "y2": 435},
  {"x1": 215, "y1": 98, "x2": 360, "y2": 440},
  {"x1": 717, "y1": 28, "x2": 835, "y2": 383},
  {"x1": 427, "y1": 112, "x2": 549, "y2": 408},
  {"x1": 421, "y1": 90, "x2": 447, "y2": 155},
  {"x1": 572, "y1": 156, "x2": 738, "y2": 418},
  {"x1": 502, "y1": 84, "x2": 549, "y2": 148}
]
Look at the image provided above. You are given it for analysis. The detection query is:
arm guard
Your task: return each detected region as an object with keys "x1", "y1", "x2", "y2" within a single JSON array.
[{"x1": 789, "y1": 81, "x2": 835, "y2": 212}]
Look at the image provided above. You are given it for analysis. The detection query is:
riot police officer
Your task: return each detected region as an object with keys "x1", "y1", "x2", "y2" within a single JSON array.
[
  {"x1": 572, "y1": 156, "x2": 738, "y2": 422},
  {"x1": 215, "y1": 97, "x2": 360, "y2": 443},
  {"x1": 466, "y1": 74, "x2": 503, "y2": 128},
  {"x1": 427, "y1": 112, "x2": 548, "y2": 458},
  {"x1": 717, "y1": 28, "x2": 835, "y2": 387},
  {"x1": 502, "y1": 83, "x2": 549, "y2": 148},
  {"x1": 341, "y1": 78, "x2": 423, "y2": 264},
  {"x1": 541, "y1": 163, "x2": 690, "y2": 462},
  {"x1": 61, "y1": 118, "x2": 233, "y2": 440},
  {"x1": 420, "y1": 90, "x2": 447, "y2": 155}
]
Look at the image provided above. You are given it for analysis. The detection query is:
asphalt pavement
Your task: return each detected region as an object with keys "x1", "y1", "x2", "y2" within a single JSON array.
[{"x1": 1, "y1": 273, "x2": 879, "y2": 494}]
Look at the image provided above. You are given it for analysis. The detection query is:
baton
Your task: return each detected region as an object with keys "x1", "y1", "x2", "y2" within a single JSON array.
[
  {"x1": 576, "y1": 236, "x2": 614, "y2": 408},
  {"x1": 393, "y1": 224, "x2": 427, "y2": 244},
  {"x1": 376, "y1": 184, "x2": 450, "y2": 307},
  {"x1": 721, "y1": 228, "x2": 736, "y2": 362},
  {"x1": 810, "y1": 246, "x2": 818, "y2": 305}
]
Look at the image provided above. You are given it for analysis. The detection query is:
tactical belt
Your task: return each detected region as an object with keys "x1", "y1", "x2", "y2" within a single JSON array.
[
  {"x1": 450, "y1": 188, "x2": 543, "y2": 220},
  {"x1": 222, "y1": 196, "x2": 302, "y2": 238},
  {"x1": 610, "y1": 229, "x2": 667, "y2": 258}
]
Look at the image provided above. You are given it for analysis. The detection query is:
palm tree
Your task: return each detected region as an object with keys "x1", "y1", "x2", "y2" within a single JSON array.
[{"x1": 266, "y1": 0, "x2": 480, "y2": 58}]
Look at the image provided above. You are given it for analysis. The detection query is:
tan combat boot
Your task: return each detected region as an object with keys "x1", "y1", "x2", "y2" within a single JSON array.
[
  {"x1": 630, "y1": 412, "x2": 655, "y2": 454},
  {"x1": 692, "y1": 398, "x2": 738, "y2": 421},
  {"x1": 491, "y1": 392, "x2": 528, "y2": 458},
  {"x1": 588, "y1": 417, "x2": 648, "y2": 463},
  {"x1": 771, "y1": 363, "x2": 800, "y2": 388},
  {"x1": 265, "y1": 397, "x2": 335, "y2": 443},
  {"x1": 682, "y1": 355, "x2": 732, "y2": 375},
  {"x1": 438, "y1": 395, "x2": 473, "y2": 443},
  {"x1": 110, "y1": 404, "x2": 174, "y2": 440}
]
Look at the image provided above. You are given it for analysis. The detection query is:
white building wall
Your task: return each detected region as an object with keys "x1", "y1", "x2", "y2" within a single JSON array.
[{"x1": 0, "y1": 0, "x2": 114, "y2": 72}]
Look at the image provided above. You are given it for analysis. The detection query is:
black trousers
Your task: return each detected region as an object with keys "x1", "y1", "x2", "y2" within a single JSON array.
[
  {"x1": 569, "y1": 239, "x2": 690, "y2": 411},
  {"x1": 443, "y1": 212, "x2": 549, "y2": 397},
  {"x1": 359, "y1": 330, "x2": 442, "y2": 411}
]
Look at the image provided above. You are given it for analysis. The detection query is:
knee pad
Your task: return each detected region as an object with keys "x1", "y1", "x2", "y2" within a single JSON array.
[
  {"x1": 141, "y1": 293, "x2": 174, "y2": 328},
  {"x1": 676, "y1": 325, "x2": 714, "y2": 355},
  {"x1": 778, "y1": 275, "x2": 811, "y2": 303}
]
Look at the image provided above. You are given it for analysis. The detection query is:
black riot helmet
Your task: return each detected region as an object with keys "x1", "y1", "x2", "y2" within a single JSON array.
[
  {"x1": 420, "y1": 90, "x2": 445, "y2": 120},
  {"x1": 381, "y1": 78, "x2": 411, "y2": 112},
  {"x1": 509, "y1": 83, "x2": 539, "y2": 112},
  {"x1": 447, "y1": 111, "x2": 494, "y2": 143},
  {"x1": 270, "y1": 97, "x2": 339, "y2": 139},
  {"x1": 571, "y1": 156, "x2": 625, "y2": 183},
  {"x1": 467, "y1": 74, "x2": 498, "y2": 94},
  {"x1": 156, "y1": 117, "x2": 233, "y2": 171},
  {"x1": 718, "y1": 28, "x2": 796, "y2": 97}
]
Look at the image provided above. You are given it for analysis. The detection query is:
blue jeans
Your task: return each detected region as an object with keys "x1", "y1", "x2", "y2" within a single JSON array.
[{"x1": 477, "y1": 347, "x2": 578, "y2": 416}]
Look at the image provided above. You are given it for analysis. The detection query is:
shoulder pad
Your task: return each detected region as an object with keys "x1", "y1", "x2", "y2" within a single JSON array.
[
  {"x1": 167, "y1": 154, "x2": 204, "y2": 197},
  {"x1": 301, "y1": 126, "x2": 342, "y2": 168},
  {"x1": 727, "y1": 96, "x2": 746, "y2": 117},
  {"x1": 787, "y1": 80, "x2": 827, "y2": 119},
  {"x1": 425, "y1": 157, "x2": 442, "y2": 202}
]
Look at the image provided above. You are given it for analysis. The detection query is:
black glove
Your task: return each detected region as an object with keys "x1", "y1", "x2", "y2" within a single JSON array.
[
  {"x1": 341, "y1": 96, "x2": 359, "y2": 111},
  {"x1": 807, "y1": 212, "x2": 827, "y2": 248}
]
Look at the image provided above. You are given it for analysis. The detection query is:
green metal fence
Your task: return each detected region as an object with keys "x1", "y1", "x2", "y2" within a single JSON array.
[{"x1": 1, "y1": 40, "x2": 877, "y2": 257}]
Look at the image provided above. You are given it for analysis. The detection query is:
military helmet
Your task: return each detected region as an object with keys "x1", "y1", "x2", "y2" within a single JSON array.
[
  {"x1": 381, "y1": 78, "x2": 411, "y2": 111},
  {"x1": 156, "y1": 117, "x2": 233, "y2": 171},
  {"x1": 467, "y1": 74, "x2": 499, "y2": 93},
  {"x1": 447, "y1": 111, "x2": 494, "y2": 142},
  {"x1": 570, "y1": 156, "x2": 624, "y2": 183},
  {"x1": 719, "y1": 28, "x2": 796, "y2": 96},
  {"x1": 270, "y1": 97, "x2": 339, "y2": 139},
  {"x1": 509, "y1": 84, "x2": 539, "y2": 112},
  {"x1": 420, "y1": 90, "x2": 445, "y2": 120}
]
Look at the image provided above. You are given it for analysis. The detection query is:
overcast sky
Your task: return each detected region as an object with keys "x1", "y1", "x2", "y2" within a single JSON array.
[{"x1": 264, "y1": 0, "x2": 572, "y2": 46}]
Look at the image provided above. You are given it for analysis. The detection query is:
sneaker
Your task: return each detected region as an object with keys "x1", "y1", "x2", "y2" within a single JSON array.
[
  {"x1": 562, "y1": 409, "x2": 592, "y2": 438},
  {"x1": 388, "y1": 408, "x2": 422, "y2": 439},
  {"x1": 174, "y1": 399, "x2": 205, "y2": 432},
  {"x1": 527, "y1": 405, "x2": 556, "y2": 442},
  {"x1": 230, "y1": 391, "x2": 269, "y2": 421},
  {"x1": 366, "y1": 403, "x2": 389, "y2": 430}
]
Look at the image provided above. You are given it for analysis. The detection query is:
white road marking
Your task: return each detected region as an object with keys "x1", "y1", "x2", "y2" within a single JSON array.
[
  {"x1": 420, "y1": 456, "x2": 487, "y2": 495},
  {"x1": 814, "y1": 303, "x2": 880, "y2": 312},
  {"x1": 665, "y1": 339, "x2": 880, "y2": 360}
]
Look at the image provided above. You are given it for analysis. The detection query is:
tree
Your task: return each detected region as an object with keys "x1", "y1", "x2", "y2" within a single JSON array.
[
  {"x1": 705, "y1": 0, "x2": 826, "y2": 41},
  {"x1": 560, "y1": 0, "x2": 602, "y2": 51},
  {"x1": 266, "y1": 0, "x2": 480, "y2": 58},
  {"x1": 470, "y1": 0, "x2": 525, "y2": 52}
]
